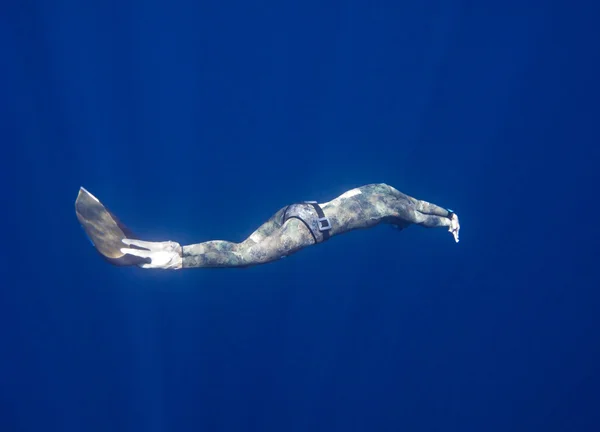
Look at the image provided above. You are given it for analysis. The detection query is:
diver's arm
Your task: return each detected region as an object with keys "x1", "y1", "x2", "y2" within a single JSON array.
[{"x1": 318, "y1": 183, "x2": 460, "y2": 242}]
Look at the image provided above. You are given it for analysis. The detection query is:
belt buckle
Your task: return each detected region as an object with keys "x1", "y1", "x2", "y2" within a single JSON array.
[
  {"x1": 317, "y1": 217, "x2": 331, "y2": 231},
  {"x1": 304, "y1": 201, "x2": 331, "y2": 232}
]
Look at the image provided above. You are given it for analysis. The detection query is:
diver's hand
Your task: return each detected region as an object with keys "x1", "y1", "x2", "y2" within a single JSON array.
[
  {"x1": 449, "y1": 213, "x2": 460, "y2": 243},
  {"x1": 120, "y1": 239, "x2": 183, "y2": 269}
]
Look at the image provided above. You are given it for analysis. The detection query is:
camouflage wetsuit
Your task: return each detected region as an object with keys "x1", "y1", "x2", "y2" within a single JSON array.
[{"x1": 182, "y1": 183, "x2": 453, "y2": 269}]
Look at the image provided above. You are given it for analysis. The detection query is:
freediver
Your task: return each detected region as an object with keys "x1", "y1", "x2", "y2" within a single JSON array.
[{"x1": 75, "y1": 183, "x2": 460, "y2": 270}]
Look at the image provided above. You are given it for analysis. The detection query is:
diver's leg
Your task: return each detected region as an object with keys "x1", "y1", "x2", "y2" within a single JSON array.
[
  {"x1": 182, "y1": 240, "x2": 246, "y2": 268},
  {"x1": 181, "y1": 206, "x2": 288, "y2": 268},
  {"x1": 182, "y1": 218, "x2": 314, "y2": 268},
  {"x1": 243, "y1": 206, "x2": 287, "y2": 246}
]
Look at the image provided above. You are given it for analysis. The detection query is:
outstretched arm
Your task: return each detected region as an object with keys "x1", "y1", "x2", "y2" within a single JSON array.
[{"x1": 320, "y1": 184, "x2": 460, "y2": 242}]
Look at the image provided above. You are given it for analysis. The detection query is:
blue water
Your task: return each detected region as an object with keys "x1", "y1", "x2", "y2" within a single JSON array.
[{"x1": 3, "y1": 2, "x2": 600, "y2": 431}]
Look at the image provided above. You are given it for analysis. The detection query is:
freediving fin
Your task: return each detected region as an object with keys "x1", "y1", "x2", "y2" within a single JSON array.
[{"x1": 75, "y1": 187, "x2": 146, "y2": 266}]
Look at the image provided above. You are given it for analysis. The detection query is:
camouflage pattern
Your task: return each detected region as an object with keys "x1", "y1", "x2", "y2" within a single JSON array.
[
  {"x1": 281, "y1": 203, "x2": 330, "y2": 243},
  {"x1": 182, "y1": 183, "x2": 452, "y2": 269}
]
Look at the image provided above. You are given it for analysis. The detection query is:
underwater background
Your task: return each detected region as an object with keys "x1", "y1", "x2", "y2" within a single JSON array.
[{"x1": 2, "y1": 1, "x2": 600, "y2": 431}]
